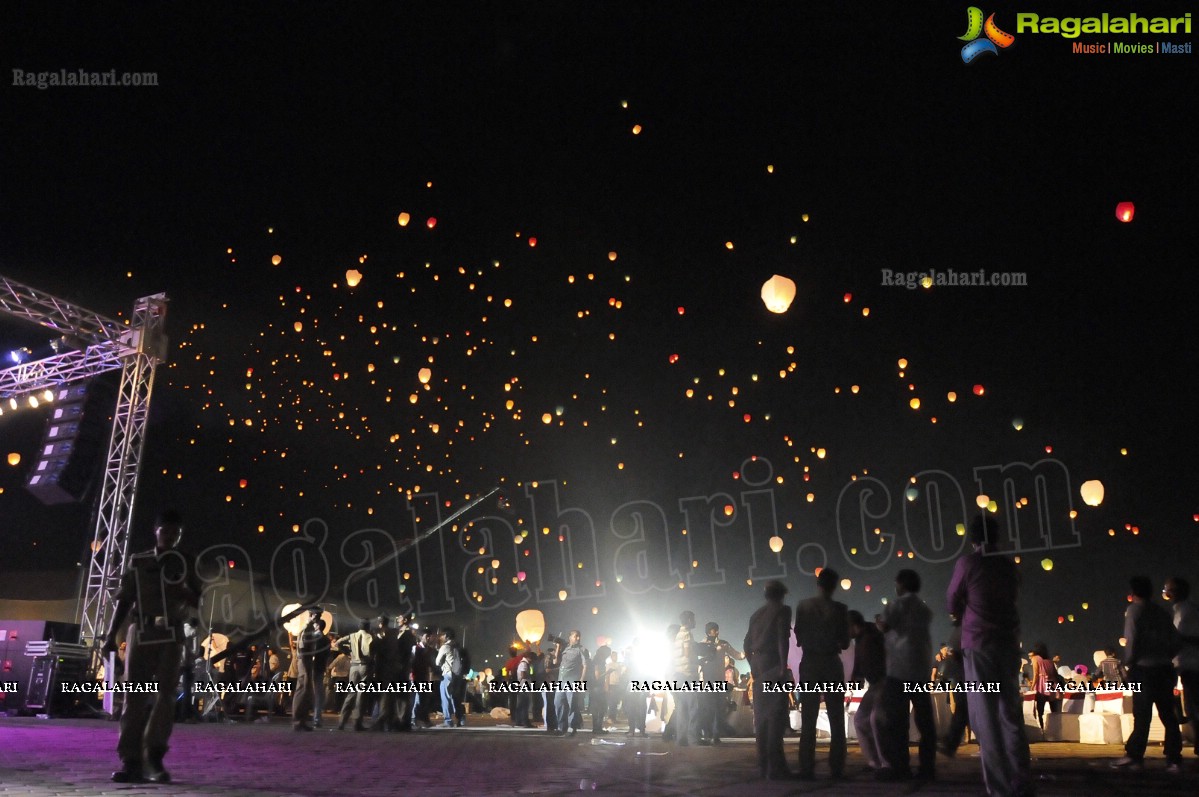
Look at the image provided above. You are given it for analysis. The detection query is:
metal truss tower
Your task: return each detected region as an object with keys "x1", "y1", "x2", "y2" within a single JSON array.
[{"x1": 0, "y1": 276, "x2": 168, "y2": 653}]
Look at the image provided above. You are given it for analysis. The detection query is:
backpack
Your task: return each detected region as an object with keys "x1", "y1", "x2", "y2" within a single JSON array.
[{"x1": 453, "y1": 646, "x2": 470, "y2": 676}]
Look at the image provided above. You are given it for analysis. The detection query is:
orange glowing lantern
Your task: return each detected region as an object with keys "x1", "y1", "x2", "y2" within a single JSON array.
[
  {"x1": 418, "y1": 368, "x2": 432, "y2": 384},
  {"x1": 515, "y1": 610, "x2": 545, "y2": 644},
  {"x1": 760, "y1": 274, "x2": 797, "y2": 314},
  {"x1": 345, "y1": 269, "x2": 363, "y2": 287},
  {"x1": 1115, "y1": 202, "x2": 1135, "y2": 223},
  {"x1": 1079, "y1": 480, "x2": 1105, "y2": 507},
  {"x1": 398, "y1": 212, "x2": 411, "y2": 227}
]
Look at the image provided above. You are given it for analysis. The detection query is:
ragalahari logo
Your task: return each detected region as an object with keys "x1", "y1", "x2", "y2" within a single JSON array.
[{"x1": 959, "y1": 7, "x2": 1016, "y2": 62}]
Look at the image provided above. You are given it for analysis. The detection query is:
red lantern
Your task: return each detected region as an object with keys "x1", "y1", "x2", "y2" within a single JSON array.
[
  {"x1": 528, "y1": 237, "x2": 537, "y2": 247},
  {"x1": 668, "y1": 354, "x2": 679, "y2": 364},
  {"x1": 972, "y1": 384, "x2": 985, "y2": 396},
  {"x1": 1115, "y1": 202, "x2": 1135, "y2": 223},
  {"x1": 426, "y1": 217, "x2": 438, "y2": 229}
]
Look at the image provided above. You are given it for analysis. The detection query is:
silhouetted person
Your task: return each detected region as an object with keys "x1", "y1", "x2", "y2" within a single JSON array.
[
  {"x1": 947, "y1": 515, "x2": 1032, "y2": 796},
  {"x1": 744, "y1": 580, "x2": 792, "y2": 780},
  {"x1": 876, "y1": 568, "x2": 935, "y2": 781},
  {"x1": 794, "y1": 568, "x2": 850, "y2": 779},
  {"x1": 1164, "y1": 577, "x2": 1199, "y2": 767},
  {"x1": 1111, "y1": 576, "x2": 1182, "y2": 772},
  {"x1": 849, "y1": 610, "x2": 886, "y2": 772},
  {"x1": 102, "y1": 510, "x2": 200, "y2": 784}
]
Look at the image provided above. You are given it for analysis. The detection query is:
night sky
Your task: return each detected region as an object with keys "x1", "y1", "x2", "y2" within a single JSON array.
[{"x1": 2, "y1": 2, "x2": 1196, "y2": 669}]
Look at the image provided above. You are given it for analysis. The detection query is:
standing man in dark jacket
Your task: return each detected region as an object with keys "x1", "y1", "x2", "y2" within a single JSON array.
[
  {"x1": 1111, "y1": 576, "x2": 1182, "y2": 772},
  {"x1": 744, "y1": 580, "x2": 793, "y2": 780},
  {"x1": 370, "y1": 616, "x2": 404, "y2": 731},
  {"x1": 794, "y1": 568, "x2": 851, "y2": 779},
  {"x1": 409, "y1": 628, "x2": 438, "y2": 728},
  {"x1": 102, "y1": 510, "x2": 200, "y2": 784}
]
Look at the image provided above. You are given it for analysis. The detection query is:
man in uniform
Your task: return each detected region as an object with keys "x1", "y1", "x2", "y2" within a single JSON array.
[
  {"x1": 102, "y1": 510, "x2": 200, "y2": 784},
  {"x1": 743, "y1": 580, "x2": 793, "y2": 780}
]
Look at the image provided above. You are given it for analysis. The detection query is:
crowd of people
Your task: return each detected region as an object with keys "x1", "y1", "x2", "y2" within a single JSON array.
[{"x1": 104, "y1": 510, "x2": 1199, "y2": 795}]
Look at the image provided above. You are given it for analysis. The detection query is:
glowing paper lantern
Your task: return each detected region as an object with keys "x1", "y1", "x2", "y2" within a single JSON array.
[
  {"x1": 973, "y1": 384, "x2": 985, "y2": 396},
  {"x1": 840, "y1": 578, "x2": 852, "y2": 591},
  {"x1": 909, "y1": 398, "x2": 921, "y2": 410},
  {"x1": 6, "y1": 452, "x2": 19, "y2": 466},
  {"x1": 513, "y1": 610, "x2": 545, "y2": 645},
  {"x1": 558, "y1": 590, "x2": 568, "y2": 601},
  {"x1": 293, "y1": 321, "x2": 303, "y2": 333},
  {"x1": 1012, "y1": 418, "x2": 1024, "y2": 431},
  {"x1": 947, "y1": 391, "x2": 957, "y2": 402},
  {"x1": 897, "y1": 358, "x2": 908, "y2": 369},
  {"x1": 1041, "y1": 558, "x2": 1053, "y2": 571},
  {"x1": 760, "y1": 275, "x2": 797, "y2": 314},
  {"x1": 768, "y1": 536, "x2": 784, "y2": 553},
  {"x1": 541, "y1": 413, "x2": 552, "y2": 424},
  {"x1": 905, "y1": 487, "x2": 918, "y2": 502},
  {"x1": 1115, "y1": 202, "x2": 1135, "y2": 223},
  {"x1": 426, "y1": 217, "x2": 437, "y2": 229},
  {"x1": 397, "y1": 212, "x2": 411, "y2": 227},
  {"x1": 345, "y1": 269, "x2": 363, "y2": 287},
  {"x1": 271, "y1": 254, "x2": 282, "y2": 266},
  {"x1": 975, "y1": 494, "x2": 990, "y2": 509},
  {"x1": 1079, "y1": 480, "x2": 1105, "y2": 507},
  {"x1": 417, "y1": 368, "x2": 432, "y2": 384}
]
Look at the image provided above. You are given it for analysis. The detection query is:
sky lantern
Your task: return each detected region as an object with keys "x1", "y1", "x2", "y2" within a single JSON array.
[
  {"x1": 1041, "y1": 558, "x2": 1054, "y2": 571},
  {"x1": 515, "y1": 609, "x2": 545, "y2": 644},
  {"x1": 976, "y1": 494, "x2": 990, "y2": 509},
  {"x1": 909, "y1": 398, "x2": 921, "y2": 410},
  {"x1": 760, "y1": 274, "x2": 797, "y2": 314},
  {"x1": 345, "y1": 269, "x2": 363, "y2": 287},
  {"x1": 897, "y1": 358, "x2": 908, "y2": 369},
  {"x1": 1115, "y1": 202, "x2": 1135, "y2": 223},
  {"x1": 558, "y1": 589, "x2": 568, "y2": 601},
  {"x1": 6, "y1": 452, "x2": 19, "y2": 466},
  {"x1": 972, "y1": 384, "x2": 985, "y2": 396},
  {"x1": 768, "y1": 536, "x2": 784, "y2": 553},
  {"x1": 1012, "y1": 418, "x2": 1024, "y2": 431},
  {"x1": 541, "y1": 413, "x2": 552, "y2": 424},
  {"x1": 947, "y1": 391, "x2": 957, "y2": 402},
  {"x1": 1080, "y1": 480, "x2": 1105, "y2": 507},
  {"x1": 397, "y1": 212, "x2": 411, "y2": 227},
  {"x1": 426, "y1": 217, "x2": 437, "y2": 228},
  {"x1": 905, "y1": 487, "x2": 918, "y2": 502},
  {"x1": 528, "y1": 237, "x2": 537, "y2": 247},
  {"x1": 631, "y1": 124, "x2": 642, "y2": 135},
  {"x1": 840, "y1": 578, "x2": 851, "y2": 591},
  {"x1": 293, "y1": 321, "x2": 303, "y2": 333},
  {"x1": 271, "y1": 254, "x2": 282, "y2": 266},
  {"x1": 417, "y1": 367, "x2": 432, "y2": 384}
]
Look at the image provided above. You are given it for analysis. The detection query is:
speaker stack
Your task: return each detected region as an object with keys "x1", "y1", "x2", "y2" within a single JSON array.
[{"x1": 25, "y1": 378, "x2": 114, "y2": 505}]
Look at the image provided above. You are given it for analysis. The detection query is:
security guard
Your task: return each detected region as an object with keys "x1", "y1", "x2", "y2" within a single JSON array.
[{"x1": 102, "y1": 509, "x2": 200, "y2": 784}]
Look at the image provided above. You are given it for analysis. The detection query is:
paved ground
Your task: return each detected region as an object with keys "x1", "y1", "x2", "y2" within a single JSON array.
[{"x1": 1, "y1": 714, "x2": 1196, "y2": 797}]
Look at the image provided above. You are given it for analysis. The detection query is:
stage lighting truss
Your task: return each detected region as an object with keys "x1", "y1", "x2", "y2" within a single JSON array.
[{"x1": 1, "y1": 275, "x2": 168, "y2": 663}]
